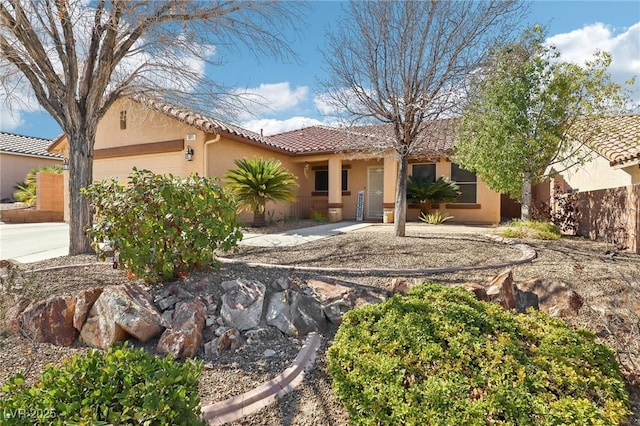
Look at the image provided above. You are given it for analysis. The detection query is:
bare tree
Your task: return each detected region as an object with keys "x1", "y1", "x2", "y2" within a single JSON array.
[
  {"x1": 0, "y1": 0, "x2": 302, "y2": 254},
  {"x1": 320, "y1": 0, "x2": 526, "y2": 236}
]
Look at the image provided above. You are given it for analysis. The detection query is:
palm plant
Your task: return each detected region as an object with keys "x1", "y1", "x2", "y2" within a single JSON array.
[
  {"x1": 13, "y1": 165, "x2": 63, "y2": 205},
  {"x1": 407, "y1": 176, "x2": 461, "y2": 214},
  {"x1": 225, "y1": 157, "x2": 298, "y2": 227}
]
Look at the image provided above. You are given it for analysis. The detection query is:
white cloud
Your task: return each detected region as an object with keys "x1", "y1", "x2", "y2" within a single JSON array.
[
  {"x1": 231, "y1": 82, "x2": 309, "y2": 119},
  {"x1": 547, "y1": 22, "x2": 640, "y2": 105},
  {"x1": 0, "y1": 107, "x2": 24, "y2": 131},
  {"x1": 0, "y1": 81, "x2": 44, "y2": 132},
  {"x1": 241, "y1": 116, "x2": 324, "y2": 136}
]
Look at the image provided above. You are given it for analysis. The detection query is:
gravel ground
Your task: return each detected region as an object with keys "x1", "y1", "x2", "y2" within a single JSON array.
[{"x1": 1, "y1": 222, "x2": 638, "y2": 425}]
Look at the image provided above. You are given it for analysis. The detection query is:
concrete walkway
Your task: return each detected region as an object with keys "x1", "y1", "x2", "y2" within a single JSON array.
[
  {"x1": 239, "y1": 221, "x2": 372, "y2": 247},
  {"x1": 0, "y1": 222, "x2": 69, "y2": 263}
]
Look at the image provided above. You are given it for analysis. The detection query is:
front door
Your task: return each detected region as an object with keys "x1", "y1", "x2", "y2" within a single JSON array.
[{"x1": 367, "y1": 166, "x2": 384, "y2": 219}]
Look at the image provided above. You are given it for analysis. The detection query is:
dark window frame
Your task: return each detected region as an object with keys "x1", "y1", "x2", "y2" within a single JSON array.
[
  {"x1": 411, "y1": 163, "x2": 436, "y2": 183},
  {"x1": 314, "y1": 168, "x2": 349, "y2": 193},
  {"x1": 450, "y1": 163, "x2": 477, "y2": 203}
]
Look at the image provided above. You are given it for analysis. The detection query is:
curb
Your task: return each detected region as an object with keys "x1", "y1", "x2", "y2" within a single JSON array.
[
  {"x1": 200, "y1": 332, "x2": 322, "y2": 425},
  {"x1": 218, "y1": 235, "x2": 537, "y2": 276}
]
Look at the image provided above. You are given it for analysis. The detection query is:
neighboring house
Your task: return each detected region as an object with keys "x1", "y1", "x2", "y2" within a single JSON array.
[
  {"x1": 0, "y1": 132, "x2": 63, "y2": 201},
  {"x1": 49, "y1": 97, "x2": 501, "y2": 225},
  {"x1": 553, "y1": 115, "x2": 640, "y2": 192},
  {"x1": 534, "y1": 115, "x2": 640, "y2": 253}
]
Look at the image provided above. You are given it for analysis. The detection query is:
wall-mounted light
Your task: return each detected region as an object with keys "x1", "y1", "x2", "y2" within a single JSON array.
[
  {"x1": 62, "y1": 158, "x2": 69, "y2": 170},
  {"x1": 185, "y1": 145, "x2": 194, "y2": 161}
]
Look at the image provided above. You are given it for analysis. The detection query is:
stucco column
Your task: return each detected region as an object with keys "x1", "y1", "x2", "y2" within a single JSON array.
[
  {"x1": 327, "y1": 156, "x2": 343, "y2": 222},
  {"x1": 383, "y1": 155, "x2": 398, "y2": 223}
]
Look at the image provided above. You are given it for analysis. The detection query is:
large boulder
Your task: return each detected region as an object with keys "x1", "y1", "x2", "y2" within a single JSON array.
[
  {"x1": 21, "y1": 295, "x2": 77, "y2": 346},
  {"x1": 2, "y1": 297, "x2": 30, "y2": 334},
  {"x1": 456, "y1": 283, "x2": 490, "y2": 302},
  {"x1": 266, "y1": 289, "x2": 327, "y2": 336},
  {"x1": 486, "y1": 270, "x2": 516, "y2": 310},
  {"x1": 306, "y1": 278, "x2": 386, "y2": 324},
  {"x1": 80, "y1": 284, "x2": 164, "y2": 349},
  {"x1": 157, "y1": 299, "x2": 207, "y2": 358},
  {"x1": 519, "y1": 279, "x2": 583, "y2": 317},
  {"x1": 220, "y1": 279, "x2": 265, "y2": 331},
  {"x1": 73, "y1": 288, "x2": 103, "y2": 331}
]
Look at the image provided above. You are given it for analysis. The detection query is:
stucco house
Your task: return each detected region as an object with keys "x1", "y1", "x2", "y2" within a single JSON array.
[
  {"x1": 551, "y1": 115, "x2": 640, "y2": 192},
  {"x1": 0, "y1": 132, "x2": 63, "y2": 202},
  {"x1": 534, "y1": 114, "x2": 640, "y2": 253},
  {"x1": 49, "y1": 97, "x2": 502, "y2": 225}
]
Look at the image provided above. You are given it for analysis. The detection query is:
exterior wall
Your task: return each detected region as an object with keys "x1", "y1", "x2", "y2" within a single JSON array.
[
  {"x1": 0, "y1": 153, "x2": 61, "y2": 200},
  {"x1": 621, "y1": 164, "x2": 640, "y2": 184},
  {"x1": 406, "y1": 159, "x2": 501, "y2": 224},
  {"x1": 571, "y1": 184, "x2": 640, "y2": 254},
  {"x1": 94, "y1": 98, "x2": 203, "y2": 180},
  {"x1": 36, "y1": 172, "x2": 64, "y2": 213},
  {"x1": 558, "y1": 151, "x2": 635, "y2": 192},
  {"x1": 292, "y1": 157, "x2": 384, "y2": 220},
  {"x1": 206, "y1": 137, "x2": 304, "y2": 223}
]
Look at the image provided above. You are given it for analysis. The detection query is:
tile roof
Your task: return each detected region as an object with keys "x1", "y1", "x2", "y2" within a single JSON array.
[
  {"x1": 132, "y1": 96, "x2": 289, "y2": 152},
  {"x1": 134, "y1": 96, "x2": 456, "y2": 157},
  {"x1": 583, "y1": 115, "x2": 640, "y2": 167},
  {"x1": 268, "y1": 119, "x2": 456, "y2": 157},
  {"x1": 0, "y1": 132, "x2": 62, "y2": 159}
]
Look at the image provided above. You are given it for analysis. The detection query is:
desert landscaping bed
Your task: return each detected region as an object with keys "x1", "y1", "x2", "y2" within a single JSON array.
[{"x1": 1, "y1": 225, "x2": 638, "y2": 425}]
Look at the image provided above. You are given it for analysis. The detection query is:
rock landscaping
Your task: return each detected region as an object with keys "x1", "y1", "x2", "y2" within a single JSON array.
[
  {"x1": 1, "y1": 225, "x2": 638, "y2": 425},
  {"x1": 4, "y1": 276, "x2": 391, "y2": 361}
]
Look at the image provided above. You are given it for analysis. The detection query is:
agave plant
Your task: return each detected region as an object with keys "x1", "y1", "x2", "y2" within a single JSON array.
[
  {"x1": 225, "y1": 157, "x2": 298, "y2": 227},
  {"x1": 13, "y1": 165, "x2": 63, "y2": 206},
  {"x1": 407, "y1": 176, "x2": 461, "y2": 214}
]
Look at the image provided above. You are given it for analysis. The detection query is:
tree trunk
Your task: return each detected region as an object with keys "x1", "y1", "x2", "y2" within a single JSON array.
[
  {"x1": 68, "y1": 129, "x2": 95, "y2": 255},
  {"x1": 394, "y1": 155, "x2": 409, "y2": 237},
  {"x1": 521, "y1": 171, "x2": 532, "y2": 221},
  {"x1": 252, "y1": 208, "x2": 266, "y2": 227}
]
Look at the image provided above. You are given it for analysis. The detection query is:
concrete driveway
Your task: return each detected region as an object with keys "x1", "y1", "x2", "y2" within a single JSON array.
[{"x1": 0, "y1": 222, "x2": 69, "y2": 263}]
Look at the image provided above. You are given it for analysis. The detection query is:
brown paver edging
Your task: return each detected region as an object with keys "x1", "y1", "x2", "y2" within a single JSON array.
[
  {"x1": 218, "y1": 234, "x2": 536, "y2": 276},
  {"x1": 200, "y1": 332, "x2": 322, "y2": 425}
]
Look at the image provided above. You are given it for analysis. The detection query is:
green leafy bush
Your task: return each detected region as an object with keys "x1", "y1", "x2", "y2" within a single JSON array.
[
  {"x1": 328, "y1": 283, "x2": 629, "y2": 426},
  {"x1": 501, "y1": 219, "x2": 561, "y2": 240},
  {"x1": 83, "y1": 168, "x2": 242, "y2": 283},
  {"x1": 0, "y1": 343, "x2": 205, "y2": 425}
]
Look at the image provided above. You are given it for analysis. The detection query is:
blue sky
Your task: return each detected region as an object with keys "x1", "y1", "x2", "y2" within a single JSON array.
[{"x1": 2, "y1": 0, "x2": 639, "y2": 140}]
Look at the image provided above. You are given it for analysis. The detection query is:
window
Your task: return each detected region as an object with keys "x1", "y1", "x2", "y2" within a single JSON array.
[
  {"x1": 314, "y1": 169, "x2": 348, "y2": 192},
  {"x1": 451, "y1": 163, "x2": 477, "y2": 203},
  {"x1": 411, "y1": 163, "x2": 436, "y2": 182},
  {"x1": 119, "y1": 111, "x2": 127, "y2": 130}
]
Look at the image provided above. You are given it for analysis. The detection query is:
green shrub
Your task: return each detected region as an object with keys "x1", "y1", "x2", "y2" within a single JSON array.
[
  {"x1": 327, "y1": 283, "x2": 629, "y2": 426},
  {"x1": 0, "y1": 343, "x2": 205, "y2": 425},
  {"x1": 406, "y1": 176, "x2": 461, "y2": 205},
  {"x1": 501, "y1": 219, "x2": 561, "y2": 240},
  {"x1": 83, "y1": 168, "x2": 242, "y2": 283},
  {"x1": 310, "y1": 210, "x2": 328, "y2": 222},
  {"x1": 418, "y1": 210, "x2": 454, "y2": 224}
]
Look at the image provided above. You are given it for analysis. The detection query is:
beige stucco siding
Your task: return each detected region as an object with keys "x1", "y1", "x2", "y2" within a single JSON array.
[
  {"x1": 559, "y1": 153, "x2": 635, "y2": 192},
  {"x1": 403, "y1": 159, "x2": 501, "y2": 224},
  {"x1": 0, "y1": 153, "x2": 61, "y2": 200},
  {"x1": 94, "y1": 152, "x2": 185, "y2": 181}
]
